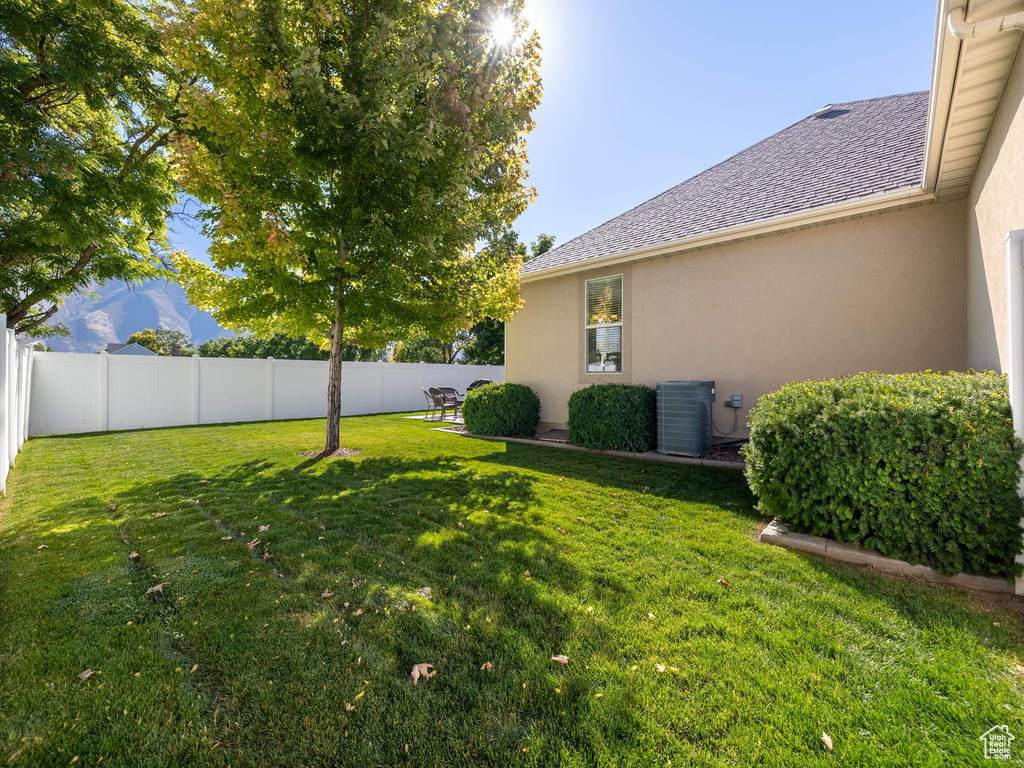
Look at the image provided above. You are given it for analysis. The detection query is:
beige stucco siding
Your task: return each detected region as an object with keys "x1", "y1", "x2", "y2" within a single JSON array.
[
  {"x1": 508, "y1": 200, "x2": 968, "y2": 432},
  {"x1": 967, "y1": 45, "x2": 1024, "y2": 372}
]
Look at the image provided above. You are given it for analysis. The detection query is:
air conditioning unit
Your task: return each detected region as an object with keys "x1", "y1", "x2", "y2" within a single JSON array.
[{"x1": 656, "y1": 381, "x2": 715, "y2": 456}]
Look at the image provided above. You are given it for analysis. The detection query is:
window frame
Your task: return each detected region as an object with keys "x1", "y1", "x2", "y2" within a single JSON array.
[{"x1": 584, "y1": 273, "x2": 624, "y2": 375}]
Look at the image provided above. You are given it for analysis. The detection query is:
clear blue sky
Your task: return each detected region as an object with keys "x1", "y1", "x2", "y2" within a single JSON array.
[{"x1": 169, "y1": 0, "x2": 937, "y2": 259}]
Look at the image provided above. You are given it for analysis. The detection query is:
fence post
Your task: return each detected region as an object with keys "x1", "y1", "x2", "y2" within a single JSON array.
[
  {"x1": 22, "y1": 346, "x2": 33, "y2": 443},
  {"x1": 8, "y1": 331, "x2": 16, "y2": 467},
  {"x1": 0, "y1": 316, "x2": 7, "y2": 494},
  {"x1": 191, "y1": 354, "x2": 201, "y2": 424},
  {"x1": 266, "y1": 357, "x2": 274, "y2": 421},
  {"x1": 98, "y1": 350, "x2": 109, "y2": 432},
  {"x1": 377, "y1": 359, "x2": 384, "y2": 413},
  {"x1": 16, "y1": 343, "x2": 27, "y2": 450}
]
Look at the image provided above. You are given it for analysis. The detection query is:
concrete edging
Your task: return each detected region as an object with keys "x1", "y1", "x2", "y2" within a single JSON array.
[
  {"x1": 759, "y1": 519, "x2": 1014, "y2": 594},
  {"x1": 431, "y1": 427, "x2": 745, "y2": 470}
]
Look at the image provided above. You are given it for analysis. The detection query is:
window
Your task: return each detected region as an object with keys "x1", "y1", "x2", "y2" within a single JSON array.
[{"x1": 585, "y1": 275, "x2": 623, "y2": 373}]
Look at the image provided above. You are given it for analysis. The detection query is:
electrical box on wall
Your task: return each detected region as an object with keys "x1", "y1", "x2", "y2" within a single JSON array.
[{"x1": 725, "y1": 394, "x2": 743, "y2": 409}]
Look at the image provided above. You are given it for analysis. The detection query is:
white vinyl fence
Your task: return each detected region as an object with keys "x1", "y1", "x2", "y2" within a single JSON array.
[
  {"x1": 28, "y1": 352, "x2": 503, "y2": 437},
  {"x1": 1, "y1": 314, "x2": 36, "y2": 495}
]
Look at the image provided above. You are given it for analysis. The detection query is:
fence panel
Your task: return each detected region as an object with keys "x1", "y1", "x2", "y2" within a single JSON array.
[
  {"x1": 28, "y1": 352, "x2": 504, "y2": 437},
  {"x1": 0, "y1": 318, "x2": 36, "y2": 494}
]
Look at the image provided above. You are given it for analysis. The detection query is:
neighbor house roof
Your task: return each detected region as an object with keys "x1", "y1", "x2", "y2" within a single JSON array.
[
  {"x1": 107, "y1": 342, "x2": 157, "y2": 356},
  {"x1": 523, "y1": 91, "x2": 930, "y2": 278}
]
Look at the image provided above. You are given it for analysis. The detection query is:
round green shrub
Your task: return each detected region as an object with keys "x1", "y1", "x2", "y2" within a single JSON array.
[
  {"x1": 463, "y1": 382, "x2": 540, "y2": 437},
  {"x1": 568, "y1": 384, "x2": 656, "y2": 452},
  {"x1": 745, "y1": 371, "x2": 1024, "y2": 578}
]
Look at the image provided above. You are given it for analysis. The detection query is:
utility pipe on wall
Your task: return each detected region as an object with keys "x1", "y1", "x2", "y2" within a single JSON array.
[
  {"x1": 1005, "y1": 230, "x2": 1024, "y2": 595},
  {"x1": 948, "y1": 5, "x2": 1024, "y2": 39}
]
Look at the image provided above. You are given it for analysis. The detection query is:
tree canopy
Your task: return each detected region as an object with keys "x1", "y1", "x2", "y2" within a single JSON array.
[
  {"x1": 126, "y1": 328, "x2": 195, "y2": 356},
  {"x1": 166, "y1": 0, "x2": 542, "y2": 450},
  {"x1": 198, "y1": 334, "x2": 381, "y2": 361},
  {"x1": 0, "y1": 0, "x2": 180, "y2": 335},
  {"x1": 458, "y1": 230, "x2": 555, "y2": 365}
]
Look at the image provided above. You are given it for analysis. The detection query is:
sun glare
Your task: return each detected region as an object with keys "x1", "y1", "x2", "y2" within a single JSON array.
[{"x1": 489, "y1": 13, "x2": 517, "y2": 48}]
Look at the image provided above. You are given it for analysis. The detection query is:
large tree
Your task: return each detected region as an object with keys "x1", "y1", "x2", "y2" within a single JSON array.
[
  {"x1": 0, "y1": 0, "x2": 180, "y2": 335},
  {"x1": 166, "y1": 0, "x2": 541, "y2": 451}
]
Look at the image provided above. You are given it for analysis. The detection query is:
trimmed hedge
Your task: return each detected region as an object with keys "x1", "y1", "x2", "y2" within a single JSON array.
[
  {"x1": 463, "y1": 382, "x2": 540, "y2": 437},
  {"x1": 745, "y1": 371, "x2": 1024, "y2": 578},
  {"x1": 568, "y1": 384, "x2": 656, "y2": 452}
]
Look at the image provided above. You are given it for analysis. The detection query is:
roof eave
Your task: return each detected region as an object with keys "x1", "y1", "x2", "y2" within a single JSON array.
[
  {"x1": 520, "y1": 186, "x2": 934, "y2": 283},
  {"x1": 922, "y1": 0, "x2": 966, "y2": 192}
]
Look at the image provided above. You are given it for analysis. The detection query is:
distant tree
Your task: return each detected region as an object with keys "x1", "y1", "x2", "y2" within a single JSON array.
[
  {"x1": 198, "y1": 334, "x2": 380, "y2": 361},
  {"x1": 462, "y1": 231, "x2": 555, "y2": 365},
  {"x1": 392, "y1": 334, "x2": 465, "y2": 365},
  {"x1": 127, "y1": 328, "x2": 194, "y2": 356},
  {"x1": 0, "y1": 0, "x2": 181, "y2": 335},
  {"x1": 166, "y1": 0, "x2": 541, "y2": 453}
]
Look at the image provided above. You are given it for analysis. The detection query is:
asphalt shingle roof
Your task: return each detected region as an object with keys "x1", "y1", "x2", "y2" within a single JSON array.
[{"x1": 523, "y1": 91, "x2": 929, "y2": 276}]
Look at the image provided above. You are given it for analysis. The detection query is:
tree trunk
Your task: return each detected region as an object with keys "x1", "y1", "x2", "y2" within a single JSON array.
[{"x1": 324, "y1": 244, "x2": 347, "y2": 453}]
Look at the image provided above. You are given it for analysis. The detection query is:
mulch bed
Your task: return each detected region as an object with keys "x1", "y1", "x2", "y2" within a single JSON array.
[
  {"x1": 298, "y1": 447, "x2": 363, "y2": 458},
  {"x1": 703, "y1": 443, "x2": 747, "y2": 464}
]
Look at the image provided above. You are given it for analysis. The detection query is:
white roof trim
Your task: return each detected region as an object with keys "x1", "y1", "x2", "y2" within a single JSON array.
[{"x1": 923, "y1": 0, "x2": 967, "y2": 191}]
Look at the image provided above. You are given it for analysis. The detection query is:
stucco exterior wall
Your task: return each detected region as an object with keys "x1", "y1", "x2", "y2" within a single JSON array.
[
  {"x1": 967, "y1": 46, "x2": 1024, "y2": 372},
  {"x1": 507, "y1": 200, "x2": 968, "y2": 433}
]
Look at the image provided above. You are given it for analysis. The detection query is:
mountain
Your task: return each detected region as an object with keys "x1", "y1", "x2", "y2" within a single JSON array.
[{"x1": 44, "y1": 280, "x2": 230, "y2": 353}]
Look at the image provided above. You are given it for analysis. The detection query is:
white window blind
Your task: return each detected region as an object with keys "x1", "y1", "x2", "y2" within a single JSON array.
[{"x1": 585, "y1": 275, "x2": 623, "y2": 373}]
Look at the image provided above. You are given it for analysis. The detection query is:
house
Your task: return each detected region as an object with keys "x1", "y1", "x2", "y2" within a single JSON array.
[
  {"x1": 506, "y1": 0, "x2": 1024, "y2": 440},
  {"x1": 105, "y1": 342, "x2": 157, "y2": 356}
]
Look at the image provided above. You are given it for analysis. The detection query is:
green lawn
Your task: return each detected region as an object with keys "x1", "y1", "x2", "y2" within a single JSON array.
[{"x1": 1, "y1": 414, "x2": 1022, "y2": 767}]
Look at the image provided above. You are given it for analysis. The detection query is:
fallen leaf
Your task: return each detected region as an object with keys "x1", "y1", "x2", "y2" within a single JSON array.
[
  {"x1": 107, "y1": 503, "x2": 118, "y2": 512},
  {"x1": 586, "y1": 606, "x2": 594, "y2": 614},
  {"x1": 317, "y1": 524, "x2": 326, "y2": 531},
  {"x1": 152, "y1": 512, "x2": 167, "y2": 518},
  {"x1": 221, "y1": 536, "x2": 232, "y2": 541},
  {"x1": 246, "y1": 538, "x2": 261, "y2": 549},
  {"x1": 37, "y1": 544, "x2": 48, "y2": 550},
  {"x1": 821, "y1": 733, "x2": 833, "y2": 751},
  {"x1": 457, "y1": 521, "x2": 464, "y2": 529},
  {"x1": 416, "y1": 587, "x2": 432, "y2": 599},
  {"x1": 648, "y1": 612, "x2": 655, "y2": 619},
  {"x1": 718, "y1": 577, "x2": 729, "y2": 587},
  {"x1": 198, "y1": 479, "x2": 210, "y2": 484},
  {"x1": 550, "y1": 654, "x2": 569, "y2": 666},
  {"x1": 146, "y1": 583, "x2": 166, "y2": 596},
  {"x1": 352, "y1": 608, "x2": 364, "y2": 617},
  {"x1": 354, "y1": 690, "x2": 364, "y2": 701},
  {"x1": 78, "y1": 669, "x2": 94, "y2": 681},
  {"x1": 557, "y1": 527, "x2": 566, "y2": 534},
  {"x1": 345, "y1": 703, "x2": 356, "y2": 712},
  {"x1": 656, "y1": 664, "x2": 666, "y2": 673},
  {"x1": 258, "y1": 525, "x2": 270, "y2": 533},
  {"x1": 480, "y1": 662, "x2": 493, "y2": 671},
  {"x1": 190, "y1": 664, "x2": 198, "y2": 673},
  {"x1": 411, "y1": 663, "x2": 434, "y2": 684},
  {"x1": 128, "y1": 551, "x2": 140, "y2": 561},
  {"x1": 320, "y1": 589, "x2": 334, "y2": 598}
]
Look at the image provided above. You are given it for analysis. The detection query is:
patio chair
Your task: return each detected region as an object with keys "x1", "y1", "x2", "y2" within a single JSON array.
[
  {"x1": 434, "y1": 386, "x2": 465, "y2": 421},
  {"x1": 466, "y1": 378, "x2": 493, "y2": 391},
  {"x1": 426, "y1": 387, "x2": 449, "y2": 421},
  {"x1": 421, "y1": 387, "x2": 438, "y2": 421}
]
